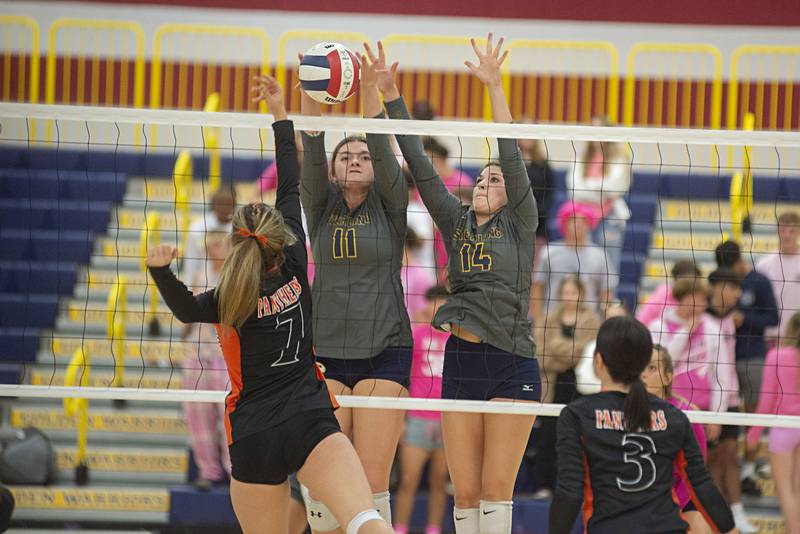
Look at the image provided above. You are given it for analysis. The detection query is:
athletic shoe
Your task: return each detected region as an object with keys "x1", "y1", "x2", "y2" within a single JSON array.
[
  {"x1": 732, "y1": 504, "x2": 758, "y2": 534},
  {"x1": 741, "y1": 476, "x2": 762, "y2": 498}
]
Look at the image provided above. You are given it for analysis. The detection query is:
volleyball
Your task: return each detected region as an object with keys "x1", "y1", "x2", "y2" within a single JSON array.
[{"x1": 299, "y1": 42, "x2": 360, "y2": 104}]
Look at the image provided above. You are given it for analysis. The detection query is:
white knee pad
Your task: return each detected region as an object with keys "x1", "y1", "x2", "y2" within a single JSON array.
[
  {"x1": 300, "y1": 484, "x2": 340, "y2": 532},
  {"x1": 453, "y1": 507, "x2": 479, "y2": 534},
  {"x1": 372, "y1": 491, "x2": 392, "y2": 524},
  {"x1": 346, "y1": 509, "x2": 384, "y2": 534},
  {"x1": 479, "y1": 500, "x2": 513, "y2": 534}
]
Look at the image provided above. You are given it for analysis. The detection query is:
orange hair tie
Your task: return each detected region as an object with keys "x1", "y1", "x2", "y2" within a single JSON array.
[{"x1": 237, "y1": 227, "x2": 268, "y2": 247}]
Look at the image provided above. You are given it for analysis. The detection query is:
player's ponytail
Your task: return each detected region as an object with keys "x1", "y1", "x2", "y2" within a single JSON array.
[
  {"x1": 216, "y1": 203, "x2": 297, "y2": 330},
  {"x1": 595, "y1": 316, "x2": 654, "y2": 432}
]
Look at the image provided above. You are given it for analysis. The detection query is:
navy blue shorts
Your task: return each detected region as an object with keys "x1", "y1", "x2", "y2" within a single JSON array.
[
  {"x1": 316, "y1": 346, "x2": 413, "y2": 390},
  {"x1": 442, "y1": 335, "x2": 541, "y2": 402}
]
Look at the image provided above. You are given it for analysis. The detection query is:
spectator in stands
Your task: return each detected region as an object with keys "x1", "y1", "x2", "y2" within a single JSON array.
[
  {"x1": 518, "y1": 137, "x2": 554, "y2": 261},
  {"x1": 412, "y1": 100, "x2": 436, "y2": 121},
  {"x1": 636, "y1": 259, "x2": 702, "y2": 326},
  {"x1": 182, "y1": 231, "x2": 231, "y2": 489},
  {"x1": 256, "y1": 131, "x2": 304, "y2": 195},
  {"x1": 747, "y1": 312, "x2": 800, "y2": 534},
  {"x1": 532, "y1": 201, "x2": 616, "y2": 325},
  {"x1": 716, "y1": 239, "x2": 779, "y2": 496},
  {"x1": 704, "y1": 268, "x2": 757, "y2": 534},
  {"x1": 402, "y1": 228, "x2": 436, "y2": 322},
  {"x1": 575, "y1": 300, "x2": 629, "y2": 395},
  {"x1": 393, "y1": 286, "x2": 449, "y2": 534},
  {"x1": 757, "y1": 211, "x2": 800, "y2": 344},
  {"x1": 531, "y1": 276, "x2": 600, "y2": 500},
  {"x1": 405, "y1": 171, "x2": 439, "y2": 288},
  {"x1": 566, "y1": 115, "x2": 632, "y2": 273}
]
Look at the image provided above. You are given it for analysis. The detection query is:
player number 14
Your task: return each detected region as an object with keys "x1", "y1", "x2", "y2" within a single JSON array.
[{"x1": 459, "y1": 242, "x2": 492, "y2": 272}]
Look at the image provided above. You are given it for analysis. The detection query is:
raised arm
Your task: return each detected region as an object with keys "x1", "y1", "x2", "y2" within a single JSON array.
[
  {"x1": 549, "y1": 406, "x2": 585, "y2": 534},
  {"x1": 383, "y1": 96, "x2": 462, "y2": 239},
  {"x1": 147, "y1": 245, "x2": 219, "y2": 324},
  {"x1": 359, "y1": 42, "x2": 408, "y2": 227},
  {"x1": 251, "y1": 74, "x2": 304, "y2": 242},
  {"x1": 466, "y1": 33, "x2": 538, "y2": 229}
]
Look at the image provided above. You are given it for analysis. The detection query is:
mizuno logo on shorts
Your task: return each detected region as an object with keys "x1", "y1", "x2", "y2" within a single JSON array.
[{"x1": 522, "y1": 384, "x2": 534, "y2": 391}]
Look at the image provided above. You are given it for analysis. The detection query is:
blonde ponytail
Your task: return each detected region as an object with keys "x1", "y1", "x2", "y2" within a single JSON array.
[{"x1": 216, "y1": 203, "x2": 297, "y2": 330}]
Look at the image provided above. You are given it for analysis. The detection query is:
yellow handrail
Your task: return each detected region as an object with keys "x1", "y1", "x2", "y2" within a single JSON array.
[
  {"x1": 731, "y1": 113, "x2": 755, "y2": 243},
  {"x1": 203, "y1": 92, "x2": 221, "y2": 194},
  {"x1": 174, "y1": 151, "x2": 193, "y2": 250},
  {"x1": 64, "y1": 346, "x2": 89, "y2": 479},
  {"x1": 139, "y1": 211, "x2": 160, "y2": 321},
  {"x1": 106, "y1": 275, "x2": 126, "y2": 388}
]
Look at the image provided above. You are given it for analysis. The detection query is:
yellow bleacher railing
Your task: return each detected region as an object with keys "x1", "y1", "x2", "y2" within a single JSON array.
[
  {"x1": 150, "y1": 23, "x2": 270, "y2": 112},
  {"x1": 139, "y1": 211, "x2": 160, "y2": 327},
  {"x1": 64, "y1": 346, "x2": 90, "y2": 485},
  {"x1": 382, "y1": 34, "x2": 488, "y2": 120},
  {"x1": 203, "y1": 92, "x2": 222, "y2": 193},
  {"x1": 276, "y1": 30, "x2": 369, "y2": 116},
  {"x1": 503, "y1": 40, "x2": 619, "y2": 124},
  {"x1": 173, "y1": 151, "x2": 193, "y2": 244},
  {"x1": 623, "y1": 42, "x2": 722, "y2": 129},
  {"x1": 0, "y1": 15, "x2": 40, "y2": 103},
  {"x1": 728, "y1": 45, "x2": 800, "y2": 132},
  {"x1": 730, "y1": 112, "x2": 756, "y2": 244},
  {"x1": 106, "y1": 275, "x2": 127, "y2": 388}
]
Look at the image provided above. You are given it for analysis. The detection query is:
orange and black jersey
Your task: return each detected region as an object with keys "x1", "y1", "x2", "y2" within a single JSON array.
[
  {"x1": 149, "y1": 120, "x2": 334, "y2": 445},
  {"x1": 549, "y1": 391, "x2": 734, "y2": 534}
]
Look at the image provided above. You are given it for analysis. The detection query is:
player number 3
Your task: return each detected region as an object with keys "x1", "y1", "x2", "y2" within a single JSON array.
[{"x1": 616, "y1": 433, "x2": 657, "y2": 493}]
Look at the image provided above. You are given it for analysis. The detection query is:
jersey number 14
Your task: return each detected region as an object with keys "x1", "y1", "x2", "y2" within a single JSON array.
[{"x1": 459, "y1": 242, "x2": 492, "y2": 272}]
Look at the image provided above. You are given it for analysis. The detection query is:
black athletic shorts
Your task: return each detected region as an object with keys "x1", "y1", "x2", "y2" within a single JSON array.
[
  {"x1": 708, "y1": 407, "x2": 741, "y2": 445},
  {"x1": 316, "y1": 346, "x2": 413, "y2": 390},
  {"x1": 442, "y1": 335, "x2": 541, "y2": 402},
  {"x1": 229, "y1": 408, "x2": 341, "y2": 485}
]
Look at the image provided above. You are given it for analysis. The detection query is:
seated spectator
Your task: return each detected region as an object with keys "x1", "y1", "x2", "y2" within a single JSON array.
[
  {"x1": 575, "y1": 300, "x2": 629, "y2": 395},
  {"x1": 532, "y1": 201, "x2": 616, "y2": 325},
  {"x1": 566, "y1": 116, "x2": 632, "y2": 273},
  {"x1": 636, "y1": 259, "x2": 701, "y2": 326},
  {"x1": 756, "y1": 211, "x2": 800, "y2": 344},
  {"x1": 182, "y1": 232, "x2": 231, "y2": 488}
]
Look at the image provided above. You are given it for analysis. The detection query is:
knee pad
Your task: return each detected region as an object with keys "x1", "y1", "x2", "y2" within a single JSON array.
[
  {"x1": 453, "y1": 507, "x2": 479, "y2": 534},
  {"x1": 300, "y1": 484, "x2": 340, "y2": 532},
  {"x1": 346, "y1": 509, "x2": 384, "y2": 534},
  {"x1": 479, "y1": 500, "x2": 513, "y2": 534},
  {"x1": 372, "y1": 491, "x2": 392, "y2": 524}
]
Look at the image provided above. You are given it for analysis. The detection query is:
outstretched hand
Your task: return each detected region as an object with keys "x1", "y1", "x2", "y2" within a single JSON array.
[
  {"x1": 465, "y1": 32, "x2": 508, "y2": 87},
  {"x1": 359, "y1": 41, "x2": 399, "y2": 99},
  {"x1": 251, "y1": 74, "x2": 287, "y2": 120},
  {"x1": 146, "y1": 244, "x2": 178, "y2": 268}
]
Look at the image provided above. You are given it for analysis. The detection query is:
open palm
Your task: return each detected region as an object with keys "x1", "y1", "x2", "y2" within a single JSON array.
[
  {"x1": 465, "y1": 32, "x2": 508, "y2": 87},
  {"x1": 361, "y1": 41, "x2": 399, "y2": 94}
]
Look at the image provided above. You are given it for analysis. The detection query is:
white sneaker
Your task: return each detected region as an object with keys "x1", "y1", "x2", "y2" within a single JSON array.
[{"x1": 732, "y1": 506, "x2": 758, "y2": 534}]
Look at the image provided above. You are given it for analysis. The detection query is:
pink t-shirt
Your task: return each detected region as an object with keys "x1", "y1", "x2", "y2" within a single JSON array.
[
  {"x1": 756, "y1": 252, "x2": 800, "y2": 341},
  {"x1": 747, "y1": 346, "x2": 800, "y2": 445},
  {"x1": 670, "y1": 396, "x2": 707, "y2": 509},
  {"x1": 258, "y1": 161, "x2": 278, "y2": 192},
  {"x1": 636, "y1": 283, "x2": 676, "y2": 326},
  {"x1": 408, "y1": 324, "x2": 447, "y2": 420},
  {"x1": 402, "y1": 264, "x2": 436, "y2": 324}
]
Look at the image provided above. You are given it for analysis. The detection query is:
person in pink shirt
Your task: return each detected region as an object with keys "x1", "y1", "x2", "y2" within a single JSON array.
[
  {"x1": 394, "y1": 286, "x2": 450, "y2": 534},
  {"x1": 747, "y1": 312, "x2": 800, "y2": 534},
  {"x1": 756, "y1": 211, "x2": 800, "y2": 344},
  {"x1": 641, "y1": 343, "x2": 710, "y2": 534},
  {"x1": 636, "y1": 259, "x2": 701, "y2": 326},
  {"x1": 402, "y1": 229, "x2": 438, "y2": 323}
]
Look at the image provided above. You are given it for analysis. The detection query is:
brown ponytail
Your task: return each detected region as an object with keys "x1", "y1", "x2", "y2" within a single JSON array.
[{"x1": 215, "y1": 203, "x2": 297, "y2": 330}]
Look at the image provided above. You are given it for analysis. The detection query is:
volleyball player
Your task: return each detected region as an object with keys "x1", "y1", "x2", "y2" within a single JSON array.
[
  {"x1": 549, "y1": 316, "x2": 737, "y2": 534},
  {"x1": 373, "y1": 35, "x2": 540, "y2": 534},
  {"x1": 297, "y1": 43, "x2": 412, "y2": 530},
  {"x1": 146, "y1": 75, "x2": 392, "y2": 534}
]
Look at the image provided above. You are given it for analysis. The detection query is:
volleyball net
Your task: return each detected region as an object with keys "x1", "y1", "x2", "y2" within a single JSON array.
[{"x1": 0, "y1": 101, "x2": 799, "y2": 429}]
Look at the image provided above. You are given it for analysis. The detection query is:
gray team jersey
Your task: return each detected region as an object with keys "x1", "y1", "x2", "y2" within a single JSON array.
[
  {"x1": 385, "y1": 98, "x2": 538, "y2": 358},
  {"x1": 300, "y1": 115, "x2": 412, "y2": 360}
]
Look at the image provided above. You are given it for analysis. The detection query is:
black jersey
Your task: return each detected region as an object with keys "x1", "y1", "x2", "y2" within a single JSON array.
[
  {"x1": 149, "y1": 120, "x2": 334, "y2": 445},
  {"x1": 549, "y1": 391, "x2": 734, "y2": 534}
]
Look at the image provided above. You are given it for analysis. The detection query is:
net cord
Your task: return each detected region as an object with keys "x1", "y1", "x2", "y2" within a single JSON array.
[
  {"x1": 0, "y1": 385, "x2": 796, "y2": 427},
  {"x1": 1, "y1": 102, "x2": 799, "y2": 147}
]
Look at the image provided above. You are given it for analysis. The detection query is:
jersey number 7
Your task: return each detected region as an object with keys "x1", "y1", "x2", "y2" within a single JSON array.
[{"x1": 272, "y1": 302, "x2": 304, "y2": 367}]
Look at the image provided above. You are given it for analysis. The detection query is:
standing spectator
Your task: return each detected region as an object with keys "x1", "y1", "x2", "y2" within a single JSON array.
[
  {"x1": 181, "y1": 186, "x2": 236, "y2": 293},
  {"x1": 757, "y1": 211, "x2": 800, "y2": 343},
  {"x1": 716, "y1": 239, "x2": 779, "y2": 496},
  {"x1": 747, "y1": 312, "x2": 800, "y2": 534},
  {"x1": 636, "y1": 259, "x2": 701, "y2": 326},
  {"x1": 402, "y1": 228, "x2": 436, "y2": 322},
  {"x1": 532, "y1": 201, "x2": 616, "y2": 325},
  {"x1": 566, "y1": 116, "x2": 632, "y2": 273},
  {"x1": 703, "y1": 268, "x2": 757, "y2": 534},
  {"x1": 256, "y1": 131, "x2": 304, "y2": 195},
  {"x1": 182, "y1": 232, "x2": 231, "y2": 488},
  {"x1": 393, "y1": 286, "x2": 450, "y2": 534},
  {"x1": 575, "y1": 300, "x2": 629, "y2": 395},
  {"x1": 518, "y1": 137, "x2": 554, "y2": 264}
]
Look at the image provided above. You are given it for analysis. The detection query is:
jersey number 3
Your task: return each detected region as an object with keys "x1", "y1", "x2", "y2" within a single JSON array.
[
  {"x1": 459, "y1": 242, "x2": 492, "y2": 272},
  {"x1": 616, "y1": 433, "x2": 657, "y2": 493}
]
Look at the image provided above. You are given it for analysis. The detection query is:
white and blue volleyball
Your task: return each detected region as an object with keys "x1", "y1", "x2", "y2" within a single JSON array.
[{"x1": 299, "y1": 42, "x2": 360, "y2": 105}]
